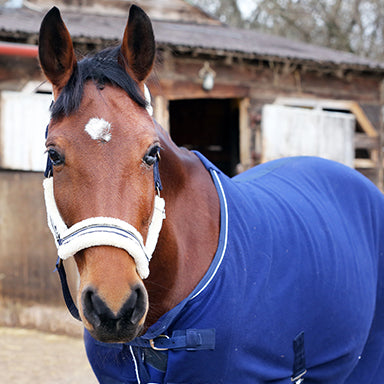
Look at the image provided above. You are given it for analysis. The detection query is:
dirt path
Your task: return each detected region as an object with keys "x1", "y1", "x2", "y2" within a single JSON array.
[{"x1": 0, "y1": 327, "x2": 98, "y2": 384}]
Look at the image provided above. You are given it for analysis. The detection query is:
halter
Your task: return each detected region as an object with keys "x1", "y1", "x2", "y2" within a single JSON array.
[
  {"x1": 43, "y1": 86, "x2": 165, "y2": 320},
  {"x1": 43, "y1": 174, "x2": 165, "y2": 279}
]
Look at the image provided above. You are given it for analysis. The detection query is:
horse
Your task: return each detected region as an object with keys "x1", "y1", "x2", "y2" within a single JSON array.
[{"x1": 38, "y1": 5, "x2": 384, "y2": 384}]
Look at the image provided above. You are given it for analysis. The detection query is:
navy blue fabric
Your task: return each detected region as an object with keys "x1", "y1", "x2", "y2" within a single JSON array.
[{"x1": 85, "y1": 154, "x2": 384, "y2": 383}]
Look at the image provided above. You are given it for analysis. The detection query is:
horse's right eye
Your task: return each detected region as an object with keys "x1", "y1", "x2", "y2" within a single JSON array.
[
  {"x1": 47, "y1": 148, "x2": 65, "y2": 166},
  {"x1": 143, "y1": 145, "x2": 160, "y2": 166}
]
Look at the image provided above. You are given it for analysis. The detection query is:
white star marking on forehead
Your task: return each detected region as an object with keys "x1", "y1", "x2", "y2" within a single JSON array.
[{"x1": 85, "y1": 117, "x2": 112, "y2": 142}]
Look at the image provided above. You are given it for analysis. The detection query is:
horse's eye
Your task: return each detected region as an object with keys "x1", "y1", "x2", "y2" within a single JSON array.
[
  {"x1": 47, "y1": 148, "x2": 65, "y2": 166},
  {"x1": 143, "y1": 145, "x2": 160, "y2": 166}
]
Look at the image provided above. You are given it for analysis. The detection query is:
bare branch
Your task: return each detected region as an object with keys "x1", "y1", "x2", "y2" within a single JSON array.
[{"x1": 191, "y1": 0, "x2": 384, "y2": 60}]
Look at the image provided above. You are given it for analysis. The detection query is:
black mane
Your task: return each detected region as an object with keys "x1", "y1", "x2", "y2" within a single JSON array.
[{"x1": 51, "y1": 46, "x2": 147, "y2": 119}]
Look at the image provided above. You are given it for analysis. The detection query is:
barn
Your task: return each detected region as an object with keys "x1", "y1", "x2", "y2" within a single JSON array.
[{"x1": 0, "y1": 0, "x2": 383, "y2": 332}]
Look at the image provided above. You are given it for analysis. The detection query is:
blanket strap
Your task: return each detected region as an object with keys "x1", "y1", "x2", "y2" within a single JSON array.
[
  {"x1": 291, "y1": 331, "x2": 307, "y2": 383},
  {"x1": 129, "y1": 328, "x2": 216, "y2": 352},
  {"x1": 127, "y1": 329, "x2": 215, "y2": 382}
]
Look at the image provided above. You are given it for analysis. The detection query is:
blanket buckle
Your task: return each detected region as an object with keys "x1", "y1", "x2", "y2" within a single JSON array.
[
  {"x1": 291, "y1": 369, "x2": 307, "y2": 383},
  {"x1": 149, "y1": 335, "x2": 170, "y2": 351}
]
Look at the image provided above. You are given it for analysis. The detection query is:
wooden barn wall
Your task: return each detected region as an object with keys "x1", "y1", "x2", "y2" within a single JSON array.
[
  {"x1": 0, "y1": 171, "x2": 56, "y2": 303},
  {"x1": 0, "y1": 56, "x2": 42, "y2": 90},
  {"x1": 0, "y1": 170, "x2": 79, "y2": 331},
  {"x1": 153, "y1": 51, "x2": 382, "y2": 104},
  {"x1": 152, "y1": 50, "x2": 383, "y2": 181}
]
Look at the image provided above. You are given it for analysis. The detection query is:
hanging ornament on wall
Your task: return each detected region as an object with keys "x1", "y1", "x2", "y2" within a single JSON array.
[{"x1": 198, "y1": 61, "x2": 216, "y2": 91}]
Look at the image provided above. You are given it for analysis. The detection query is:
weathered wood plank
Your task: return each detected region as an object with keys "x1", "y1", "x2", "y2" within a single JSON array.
[
  {"x1": 354, "y1": 133, "x2": 379, "y2": 149},
  {"x1": 239, "y1": 98, "x2": 250, "y2": 169},
  {"x1": 154, "y1": 79, "x2": 250, "y2": 100}
]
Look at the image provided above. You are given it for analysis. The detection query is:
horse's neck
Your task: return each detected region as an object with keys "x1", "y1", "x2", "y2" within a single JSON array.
[{"x1": 144, "y1": 126, "x2": 220, "y2": 327}]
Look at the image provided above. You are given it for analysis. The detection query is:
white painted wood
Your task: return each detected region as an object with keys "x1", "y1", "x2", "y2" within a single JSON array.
[
  {"x1": 1, "y1": 91, "x2": 51, "y2": 171},
  {"x1": 262, "y1": 104, "x2": 355, "y2": 167}
]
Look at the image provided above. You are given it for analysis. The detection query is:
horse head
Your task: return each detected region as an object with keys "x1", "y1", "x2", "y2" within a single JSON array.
[{"x1": 39, "y1": 5, "x2": 160, "y2": 342}]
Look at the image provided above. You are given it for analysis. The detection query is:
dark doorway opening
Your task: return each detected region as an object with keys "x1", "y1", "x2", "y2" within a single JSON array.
[{"x1": 169, "y1": 98, "x2": 240, "y2": 176}]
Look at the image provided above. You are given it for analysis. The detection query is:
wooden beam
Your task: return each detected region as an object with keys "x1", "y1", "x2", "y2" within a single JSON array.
[
  {"x1": 239, "y1": 98, "x2": 250, "y2": 169},
  {"x1": 354, "y1": 133, "x2": 379, "y2": 149},
  {"x1": 155, "y1": 79, "x2": 250, "y2": 100},
  {"x1": 349, "y1": 102, "x2": 377, "y2": 137},
  {"x1": 153, "y1": 95, "x2": 170, "y2": 132},
  {"x1": 354, "y1": 159, "x2": 376, "y2": 168}
]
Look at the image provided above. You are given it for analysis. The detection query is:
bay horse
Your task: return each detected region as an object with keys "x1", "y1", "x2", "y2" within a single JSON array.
[{"x1": 39, "y1": 5, "x2": 384, "y2": 384}]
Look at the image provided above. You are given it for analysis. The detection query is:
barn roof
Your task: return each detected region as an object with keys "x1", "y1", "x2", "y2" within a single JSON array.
[{"x1": 0, "y1": 6, "x2": 383, "y2": 72}]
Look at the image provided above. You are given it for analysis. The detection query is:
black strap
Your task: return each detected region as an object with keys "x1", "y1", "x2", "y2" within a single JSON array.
[
  {"x1": 292, "y1": 331, "x2": 306, "y2": 382},
  {"x1": 128, "y1": 328, "x2": 216, "y2": 351},
  {"x1": 55, "y1": 257, "x2": 81, "y2": 321},
  {"x1": 153, "y1": 157, "x2": 162, "y2": 192},
  {"x1": 130, "y1": 329, "x2": 216, "y2": 381},
  {"x1": 44, "y1": 125, "x2": 53, "y2": 178}
]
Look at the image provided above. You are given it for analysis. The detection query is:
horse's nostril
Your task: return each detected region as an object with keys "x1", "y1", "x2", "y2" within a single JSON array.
[
  {"x1": 119, "y1": 284, "x2": 147, "y2": 325},
  {"x1": 82, "y1": 287, "x2": 112, "y2": 328},
  {"x1": 81, "y1": 284, "x2": 148, "y2": 331}
]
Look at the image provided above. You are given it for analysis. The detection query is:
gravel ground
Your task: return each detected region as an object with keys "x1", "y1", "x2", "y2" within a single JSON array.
[{"x1": 0, "y1": 327, "x2": 98, "y2": 384}]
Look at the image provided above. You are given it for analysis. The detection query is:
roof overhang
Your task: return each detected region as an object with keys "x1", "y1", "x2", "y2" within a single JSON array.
[{"x1": 0, "y1": 7, "x2": 383, "y2": 74}]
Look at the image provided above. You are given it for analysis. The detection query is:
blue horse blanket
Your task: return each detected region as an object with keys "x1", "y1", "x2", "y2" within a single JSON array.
[{"x1": 84, "y1": 154, "x2": 384, "y2": 383}]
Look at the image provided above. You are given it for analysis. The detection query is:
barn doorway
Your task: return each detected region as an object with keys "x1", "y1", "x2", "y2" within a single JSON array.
[{"x1": 169, "y1": 98, "x2": 240, "y2": 176}]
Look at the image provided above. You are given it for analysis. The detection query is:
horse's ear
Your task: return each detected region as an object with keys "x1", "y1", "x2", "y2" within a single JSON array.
[
  {"x1": 120, "y1": 5, "x2": 155, "y2": 83},
  {"x1": 38, "y1": 7, "x2": 76, "y2": 94}
]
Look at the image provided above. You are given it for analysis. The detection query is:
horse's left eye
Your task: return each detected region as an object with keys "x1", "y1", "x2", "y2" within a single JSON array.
[
  {"x1": 47, "y1": 148, "x2": 65, "y2": 166},
  {"x1": 143, "y1": 145, "x2": 160, "y2": 166}
]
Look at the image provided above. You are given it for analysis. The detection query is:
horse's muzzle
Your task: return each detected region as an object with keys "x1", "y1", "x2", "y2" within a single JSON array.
[{"x1": 81, "y1": 283, "x2": 148, "y2": 342}]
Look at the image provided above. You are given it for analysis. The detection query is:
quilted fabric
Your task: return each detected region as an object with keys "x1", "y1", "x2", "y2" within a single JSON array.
[{"x1": 85, "y1": 153, "x2": 384, "y2": 383}]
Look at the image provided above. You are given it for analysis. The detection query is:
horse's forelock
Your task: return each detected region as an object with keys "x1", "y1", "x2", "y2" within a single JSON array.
[{"x1": 50, "y1": 46, "x2": 147, "y2": 120}]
